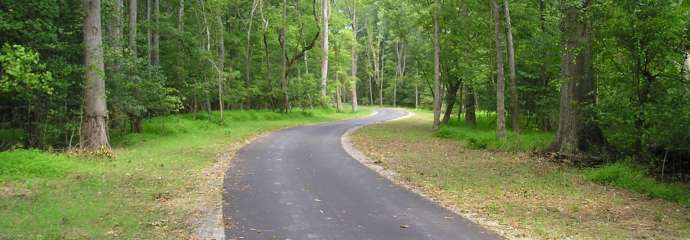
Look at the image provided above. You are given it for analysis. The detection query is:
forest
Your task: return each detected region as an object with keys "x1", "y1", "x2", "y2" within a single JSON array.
[{"x1": 1, "y1": 0, "x2": 690, "y2": 239}]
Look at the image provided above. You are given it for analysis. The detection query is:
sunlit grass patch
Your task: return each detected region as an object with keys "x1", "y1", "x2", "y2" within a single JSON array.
[
  {"x1": 587, "y1": 161, "x2": 690, "y2": 205},
  {"x1": 431, "y1": 111, "x2": 553, "y2": 151}
]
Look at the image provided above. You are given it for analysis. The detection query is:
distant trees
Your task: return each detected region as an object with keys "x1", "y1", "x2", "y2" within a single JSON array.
[{"x1": 0, "y1": 0, "x2": 688, "y2": 172}]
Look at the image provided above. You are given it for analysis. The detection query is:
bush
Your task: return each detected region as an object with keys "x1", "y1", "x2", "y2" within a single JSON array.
[{"x1": 587, "y1": 162, "x2": 690, "y2": 205}]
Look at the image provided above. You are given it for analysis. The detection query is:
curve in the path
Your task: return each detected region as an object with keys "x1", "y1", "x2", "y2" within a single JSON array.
[{"x1": 222, "y1": 108, "x2": 501, "y2": 240}]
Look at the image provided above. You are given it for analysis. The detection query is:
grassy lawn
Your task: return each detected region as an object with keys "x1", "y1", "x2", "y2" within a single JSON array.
[
  {"x1": 0, "y1": 108, "x2": 371, "y2": 239},
  {"x1": 351, "y1": 110, "x2": 690, "y2": 239}
]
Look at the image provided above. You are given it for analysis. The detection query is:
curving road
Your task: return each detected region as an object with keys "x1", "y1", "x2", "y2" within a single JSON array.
[{"x1": 222, "y1": 109, "x2": 501, "y2": 240}]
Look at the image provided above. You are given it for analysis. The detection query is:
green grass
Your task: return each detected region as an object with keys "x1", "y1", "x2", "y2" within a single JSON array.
[
  {"x1": 0, "y1": 107, "x2": 371, "y2": 239},
  {"x1": 435, "y1": 111, "x2": 553, "y2": 152},
  {"x1": 587, "y1": 162, "x2": 690, "y2": 205}
]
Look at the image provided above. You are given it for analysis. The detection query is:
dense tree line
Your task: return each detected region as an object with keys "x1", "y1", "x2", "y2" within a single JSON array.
[{"x1": 1, "y1": 0, "x2": 689, "y2": 176}]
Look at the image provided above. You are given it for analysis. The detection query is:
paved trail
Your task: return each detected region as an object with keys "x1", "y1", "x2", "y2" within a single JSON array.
[{"x1": 223, "y1": 109, "x2": 501, "y2": 240}]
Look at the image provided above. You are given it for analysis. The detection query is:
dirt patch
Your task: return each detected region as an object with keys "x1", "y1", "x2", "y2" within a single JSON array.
[{"x1": 347, "y1": 113, "x2": 690, "y2": 239}]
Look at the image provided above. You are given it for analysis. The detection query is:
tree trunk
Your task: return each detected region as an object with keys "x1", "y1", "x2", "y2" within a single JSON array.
[
  {"x1": 178, "y1": 0, "x2": 185, "y2": 32},
  {"x1": 432, "y1": 0, "x2": 442, "y2": 129},
  {"x1": 146, "y1": 0, "x2": 152, "y2": 63},
  {"x1": 456, "y1": 84, "x2": 463, "y2": 120},
  {"x1": 415, "y1": 84, "x2": 419, "y2": 109},
  {"x1": 151, "y1": 0, "x2": 159, "y2": 65},
  {"x1": 128, "y1": 0, "x2": 137, "y2": 55},
  {"x1": 245, "y1": 0, "x2": 259, "y2": 109},
  {"x1": 465, "y1": 85, "x2": 476, "y2": 127},
  {"x1": 81, "y1": 0, "x2": 110, "y2": 150},
  {"x1": 491, "y1": 0, "x2": 507, "y2": 138},
  {"x1": 548, "y1": 0, "x2": 604, "y2": 156},
  {"x1": 379, "y1": 34, "x2": 385, "y2": 106},
  {"x1": 320, "y1": 0, "x2": 331, "y2": 105},
  {"x1": 280, "y1": 0, "x2": 289, "y2": 112},
  {"x1": 504, "y1": 0, "x2": 519, "y2": 132},
  {"x1": 110, "y1": 0, "x2": 124, "y2": 50},
  {"x1": 217, "y1": 15, "x2": 225, "y2": 122},
  {"x1": 350, "y1": 0, "x2": 358, "y2": 112},
  {"x1": 442, "y1": 80, "x2": 461, "y2": 124},
  {"x1": 683, "y1": 51, "x2": 690, "y2": 81}
]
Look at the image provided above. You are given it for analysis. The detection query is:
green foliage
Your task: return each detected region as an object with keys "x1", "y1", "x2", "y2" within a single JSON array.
[
  {"x1": 0, "y1": 44, "x2": 53, "y2": 96},
  {"x1": 436, "y1": 111, "x2": 553, "y2": 152},
  {"x1": 587, "y1": 162, "x2": 690, "y2": 205}
]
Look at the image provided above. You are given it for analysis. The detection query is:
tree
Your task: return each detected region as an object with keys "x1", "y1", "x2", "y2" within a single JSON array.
[
  {"x1": 128, "y1": 0, "x2": 137, "y2": 55},
  {"x1": 504, "y1": 0, "x2": 518, "y2": 132},
  {"x1": 491, "y1": 0, "x2": 506, "y2": 138},
  {"x1": 320, "y1": 0, "x2": 331, "y2": 105},
  {"x1": 151, "y1": 0, "x2": 160, "y2": 66},
  {"x1": 432, "y1": 0, "x2": 442, "y2": 129},
  {"x1": 547, "y1": 0, "x2": 604, "y2": 156},
  {"x1": 81, "y1": 0, "x2": 110, "y2": 150},
  {"x1": 350, "y1": 0, "x2": 359, "y2": 112}
]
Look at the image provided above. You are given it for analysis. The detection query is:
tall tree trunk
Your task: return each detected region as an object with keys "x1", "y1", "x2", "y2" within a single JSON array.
[
  {"x1": 81, "y1": 0, "x2": 110, "y2": 150},
  {"x1": 548, "y1": 0, "x2": 604, "y2": 156},
  {"x1": 504, "y1": 0, "x2": 519, "y2": 132},
  {"x1": 491, "y1": 0, "x2": 507, "y2": 138},
  {"x1": 178, "y1": 0, "x2": 185, "y2": 32},
  {"x1": 128, "y1": 0, "x2": 137, "y2": 55},
  {"x1": 442, "y1": 79, "x2": 461, "y2": 124},
  {"x1": 683, "y1": 51, "x2": 690, "y2": 81},
  {"x1": 432, "y1": 0, "x2": 442, "y2": 129},
  {"x1": 350, "y1": 0, "x2": 358, "y2": 112},
  {"x1": 110, "y1": 0, "x2": 124, "y2": 50},
  {"x1": 415, "y1": 84, "x2": 419, "y2": 109},
  {"x1": 217, "y1": 15, "x2": 225, "y2": 121},
  {"x1": 280, "y1": 0, "x2": 289, "y2": 112},
  {"x1": 320, "y1": 0, "x2": 331, "y2": 105},
  {"x1": 379, "y1": 34, "x2": 385, "y2": 106},
  {"x1": 146, "y1": 0, "x2": 152, "y2": 63},
  {"x1": 335, "y1": 43, "x2": 343, "y2": 112},
  {"x1": 245, "y1": 0, "x2": 259, "y2": 109},
  {"x1": 465, "y1": 85, "x2": 476, "y2": 127},
  {"x1": 151, "y1": 0, "x2": 159, "y2": 65},
  {"x1": 127, "y1": 0, "x2": 142, "y2": 132}
]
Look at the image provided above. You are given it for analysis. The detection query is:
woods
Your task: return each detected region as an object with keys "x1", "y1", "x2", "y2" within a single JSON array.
[{"x1": 1, "y1": 0, "x2": 689, "y2": 197}]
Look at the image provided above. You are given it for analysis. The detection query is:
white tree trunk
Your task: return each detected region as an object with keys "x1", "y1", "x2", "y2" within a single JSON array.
[
  {"x1": 350, "y1": 0, "x2": 358, "y2": 112},
  {"x1": 320, "y1": 0, "x2": 331, "y2": 104}
]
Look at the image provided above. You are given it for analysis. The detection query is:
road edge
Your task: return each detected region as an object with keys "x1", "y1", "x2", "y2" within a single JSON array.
[
  {"x1": 340, "y1": 110, "x2": 519, "y2": 240},
  {"x1": 195, "y1": 108, "x2": 379, "y2": 240}
]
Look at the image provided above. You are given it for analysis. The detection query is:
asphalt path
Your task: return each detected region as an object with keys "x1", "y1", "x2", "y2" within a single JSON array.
[{"x1": 223, "y1": 108, "x2": 501, "y2": 240}]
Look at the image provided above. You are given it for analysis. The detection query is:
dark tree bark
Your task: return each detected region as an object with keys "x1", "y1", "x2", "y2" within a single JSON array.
[
  {"x1": 81, "y1": 0, "x2": 110, "y2": 150},
  {"x1": 442, "y1": 79, "x2": 461, "y2": 124},
  {"x1": 491, "y1": 0, "x2": 507, "y2": 138},
  {"x1": 465, "y1": 85, "x2": 477, "y2": 128},
  {"x1": 548, "y1": 0, "x2": 605, "y2": 156}
]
